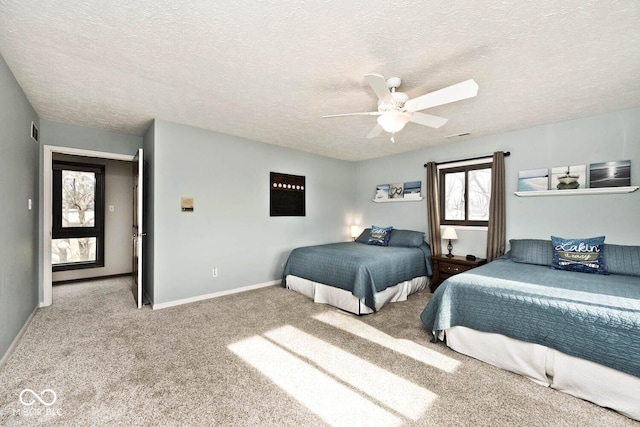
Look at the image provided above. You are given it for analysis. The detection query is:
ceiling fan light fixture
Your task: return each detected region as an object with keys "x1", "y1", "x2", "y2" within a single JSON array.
[{"x1": 377, "y1": 111, "x2": 411, "y2": 133}]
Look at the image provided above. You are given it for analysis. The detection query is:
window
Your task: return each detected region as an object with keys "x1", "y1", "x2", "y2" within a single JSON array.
[
  {"x1": 52, "y1": 161, "x2": 105, "y2": 271},
  {"x1": 439, "y1": 162, "x2": 492, "y2": 227}
]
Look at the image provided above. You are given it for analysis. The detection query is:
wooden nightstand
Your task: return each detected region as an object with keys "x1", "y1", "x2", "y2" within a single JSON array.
[{"x1": 430, "y1": 254, "x2": 487, "y2": 292}]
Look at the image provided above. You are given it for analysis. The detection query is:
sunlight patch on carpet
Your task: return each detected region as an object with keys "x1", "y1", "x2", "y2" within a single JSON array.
[
  {"x1": 265, "y1": 325, "x2": 435, "y2": 420},
  {"x1": 228, "y1": 336, "x2": 402, "y2": 427},
  {"x1": 313, "y1": 311, "x2": 460, "y2": 373}
]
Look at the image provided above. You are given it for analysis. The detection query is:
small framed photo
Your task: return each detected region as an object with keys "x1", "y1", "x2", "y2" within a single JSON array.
[
  {"x1": 389, "y1": 182, "x2": 404, "y2": 199},
  {"x1": 403, "y1": 181, "x2": 421, "y2": 199},
  {"x1": 518, "y1": 168, "x2": 549, "y2": 192},
  {"x1": 550, "y1": 165, "x2": 586, "y2": 190},
  {"x1": 589, "y1": 160, "x2": 631, "y2": 188},
  {"x1": 375, "y1": 184, "x2": 389, "y2": 200}
]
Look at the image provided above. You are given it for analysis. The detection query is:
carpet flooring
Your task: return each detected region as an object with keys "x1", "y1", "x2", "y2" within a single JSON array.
[{"x1": 0, "y1": 277, "x2": 636, "y2": 426}]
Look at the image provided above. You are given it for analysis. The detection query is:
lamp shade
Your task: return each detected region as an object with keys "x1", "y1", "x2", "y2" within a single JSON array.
[
  {"x1": 376, "y1": 111, "x2": 412, "y2": 133},
  {"x1": 351, "y1": 225, "x2": 360, "y2": 239},
  {"x1": 442, "y1": 227, "x2": 458, "y2": 240}
]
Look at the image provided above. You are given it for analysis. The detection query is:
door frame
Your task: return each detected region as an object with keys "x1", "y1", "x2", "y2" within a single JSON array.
[{"x1": 42, "y1": 145, "x2": 135, "y2": 306}]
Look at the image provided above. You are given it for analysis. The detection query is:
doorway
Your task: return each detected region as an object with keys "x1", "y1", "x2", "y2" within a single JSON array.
[{"x1": 42, "y1": 146, "x2": 135, "y2": 306}]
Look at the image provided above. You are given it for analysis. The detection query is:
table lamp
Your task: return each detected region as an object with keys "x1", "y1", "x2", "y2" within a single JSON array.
[{"x1": 442, "y1": 227, "x2": 458, "y2": 257}]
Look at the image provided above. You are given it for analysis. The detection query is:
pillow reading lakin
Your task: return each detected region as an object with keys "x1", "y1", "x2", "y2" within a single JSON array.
[
  {"x1": 551, "y1": 235, "x2": 607, "y2": 274},
  {"x1": 368, "y1": 225, "x2": 393, "y2": 246}
]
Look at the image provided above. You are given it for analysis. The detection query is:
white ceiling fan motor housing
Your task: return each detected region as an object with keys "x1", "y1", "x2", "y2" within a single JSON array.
[{"x1": 386, "y1": 77, "x2": 402, "y2": 89}]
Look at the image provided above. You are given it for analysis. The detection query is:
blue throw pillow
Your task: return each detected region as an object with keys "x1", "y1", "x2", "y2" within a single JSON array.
[
  {"x1": 603, "y1": 244, "x2": 640, "y2": 277},
  {"x1": 367, "y1": 225, "x2": 393, "y2": 246},
  {"x1": 388, "y1": 229, "x2": 425, "y2": 247},
  {"x1": 355, "y1": 228, "x2": 371, "y2": 243},
  {"x1": 551, "y1": 235, "x2": 607, "y2": 274},
  {"x1": 509, "y1": 239, "x2": 553, "y2": 266}
]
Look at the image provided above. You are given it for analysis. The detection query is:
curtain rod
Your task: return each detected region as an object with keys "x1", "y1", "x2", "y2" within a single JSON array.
[{"x1": 423, "y1": 151, "x2": 510, "y2": 168}]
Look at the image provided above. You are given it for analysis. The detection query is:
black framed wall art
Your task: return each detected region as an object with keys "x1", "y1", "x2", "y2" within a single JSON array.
[{"x1": 270, "y1": 172, "x2": 305, "y2": 216}]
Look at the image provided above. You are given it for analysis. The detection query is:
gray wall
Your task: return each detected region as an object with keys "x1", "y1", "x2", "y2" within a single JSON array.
[
  {"x1": 51, "y1": 155, "x2": 134, "y2": 282},
  {"x1": 149, "y1": 119, "x2": 355, "y2": 305},
  {"x1": 354, "y1": 107, "x2": 640, "y2": 257},
  {"x1": 0, "y1": 54, "x2": 39, "y2": 360},
  {"x1": 40, "y1": 120, "x2": 144, "y2": 155}
]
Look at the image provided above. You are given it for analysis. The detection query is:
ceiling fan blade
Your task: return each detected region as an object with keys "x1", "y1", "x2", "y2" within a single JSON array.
[
  {"x1": 364, "y1": 74, "x2": 393, "y2": 105},
  {"x1": 366, "y1": 124, "x2": 383, "y2": 139},
  {"x1": 410, "y1": 112, "x2": 448, "y2": 128},
  {"x1": 405, "y1": 79, "x2": 478, "y2": 112},
  {"x1": 322, "y1": 111, "x2": 382, "y2": 118}
]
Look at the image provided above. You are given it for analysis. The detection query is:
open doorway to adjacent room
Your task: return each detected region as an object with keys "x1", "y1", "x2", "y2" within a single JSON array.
[{"x1": 43, "y1": 146, "x2": 139, "y2": 307}]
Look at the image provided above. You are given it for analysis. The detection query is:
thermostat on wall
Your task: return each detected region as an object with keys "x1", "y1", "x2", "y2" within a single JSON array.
[{"x1": 181, "y1": 197, "x2": 194, "y2": 212}]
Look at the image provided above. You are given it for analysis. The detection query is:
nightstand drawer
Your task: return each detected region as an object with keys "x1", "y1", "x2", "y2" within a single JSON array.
[{"x1": 441, "y1": 263, "x2": 471, "y2": 274}]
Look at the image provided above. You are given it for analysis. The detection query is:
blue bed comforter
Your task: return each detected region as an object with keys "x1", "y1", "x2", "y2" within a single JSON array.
[
  {"x1": 420, "y1": 257, "x2": 640, "y2": 378},
  {"x1": 282, "y1": 241, "x2": 432, "y2": 311}
]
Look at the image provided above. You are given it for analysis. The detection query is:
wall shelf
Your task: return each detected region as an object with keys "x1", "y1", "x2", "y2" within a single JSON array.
[
  {"x1": 514, "y1": 186, "x2": 638, "y2": 197},
  {"x1": 372, "y1": 197, "x2": 423, "y2": 203}
]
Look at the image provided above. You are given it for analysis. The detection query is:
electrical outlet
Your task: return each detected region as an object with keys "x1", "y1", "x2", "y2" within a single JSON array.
[{"x1": 212, "y1": 267, "x2": 218, "y2": 278}]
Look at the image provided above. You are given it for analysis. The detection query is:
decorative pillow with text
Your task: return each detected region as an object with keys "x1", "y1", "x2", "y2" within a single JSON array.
[
  {"x1": 551, "y1": 235, "x2": 607, "y2": 274},
  {"x1": 367, "y1": 225, "x2": 393, "y2": 246}
]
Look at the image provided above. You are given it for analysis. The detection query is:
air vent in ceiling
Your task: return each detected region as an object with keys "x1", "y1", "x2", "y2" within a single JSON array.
[{"x1": 445, "y1": 132, "x2": 470, "y2": 139}]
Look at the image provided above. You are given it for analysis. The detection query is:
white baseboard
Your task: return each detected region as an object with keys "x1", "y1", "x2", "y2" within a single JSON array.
[
  {"x1": 151, "y1": 280, "x2": 280, "y2": 310},
  {"x1": 0, "y1": 306, "x2": 38, "y2": 368}
]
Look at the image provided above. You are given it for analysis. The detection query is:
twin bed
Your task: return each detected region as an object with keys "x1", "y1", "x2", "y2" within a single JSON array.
[{"x1": 282, "y1": 233, "x2": 640, "y2": 420}]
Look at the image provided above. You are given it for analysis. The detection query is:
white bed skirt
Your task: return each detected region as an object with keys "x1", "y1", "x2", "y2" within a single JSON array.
[
  {"x1": 445, "y1": 326, "x2": 640, "y2": 421},
  {"x1": 285, "y1": 275, "x2": 428, "y2": 315}
]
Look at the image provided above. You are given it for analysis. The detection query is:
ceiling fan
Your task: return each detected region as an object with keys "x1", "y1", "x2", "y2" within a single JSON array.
[{"x1": 323, "y1": 74, "x2": 478, "y2": 143}]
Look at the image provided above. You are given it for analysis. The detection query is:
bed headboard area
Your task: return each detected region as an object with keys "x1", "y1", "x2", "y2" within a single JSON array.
[
  {"x1": 508, "y1": 238, "x2": 640, "y2": 277},
  {"x1": 355, "y1": 227, "x2": 426, "y2": 248}
]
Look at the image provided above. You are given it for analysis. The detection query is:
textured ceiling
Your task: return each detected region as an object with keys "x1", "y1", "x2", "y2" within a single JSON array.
[{"x1": 1, "y1": 1, "x2": 639, "y2": 161}]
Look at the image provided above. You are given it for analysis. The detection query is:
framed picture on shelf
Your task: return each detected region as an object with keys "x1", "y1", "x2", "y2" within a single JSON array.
[
  {"x1": 589, "y1": 160, "x2": 631, "y2": 188},
  {"x1": 403, "y1": 181, "x2": 422, "y2": 199},
  {"x1": 517, "y1": 168, "x2": 549, "y2": 192},
  {"x1": 550, "y1": 165, "x2": 586, "y2": 190},
  {"x1": 375, "y1": 184, "x2": 390, "y2": 200},
  {"x1": 389, "y1": 182, "x2": 404, "y2": 199}
]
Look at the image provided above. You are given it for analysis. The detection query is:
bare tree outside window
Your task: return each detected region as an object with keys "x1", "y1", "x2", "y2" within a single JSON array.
[
  {"x1": 52, "y1": 237, "x2": 97, "y2": 264},
  {"x1": 440, "y1": 163, "x2": 492, "y2": 226},
  {"x1": 444, "y1": 171, "x2": 465, "y2": 221},
  {"x1": 52, "y1": 162, "x2": 104, "y2": 269},
  {"x1": 61, "y1": 170, "x2": 96, "y2": 228},
  {"x1": 468, "y1": 168, "x2": 491, "y2": 221},
  {"x1": 52, "y1": 170, "x2": 97, "y2": 264}
]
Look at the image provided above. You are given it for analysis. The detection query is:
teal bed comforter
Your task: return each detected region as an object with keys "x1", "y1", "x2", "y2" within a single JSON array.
[
  {"x1": 282, "y1": 241, "x2": 431, "y2": 311},
  {"x1": 420, "y1": 257, "x2": 640, "y2": 378}
]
